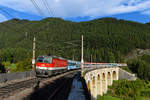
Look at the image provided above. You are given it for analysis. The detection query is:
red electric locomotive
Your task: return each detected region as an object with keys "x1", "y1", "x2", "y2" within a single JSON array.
[{"x1": 36, "y1": 56, "x2": 68, "y2": 76}]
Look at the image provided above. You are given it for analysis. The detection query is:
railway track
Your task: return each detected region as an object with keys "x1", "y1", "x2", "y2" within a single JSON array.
[
  {"x1": 0, "y1": 77, "x2": 44, "y2": 99},
  {"x1": 25, "y1": 70, "x2": 79, "y2": 100},
  {"x1": 48, "y1": 73, "x2": 75, "y2": 100},
  {"x1": 0, "y1": 70, "x2": 79, "y2": 100}
]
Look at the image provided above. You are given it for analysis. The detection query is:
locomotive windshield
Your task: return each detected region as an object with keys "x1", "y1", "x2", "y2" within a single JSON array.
[{"x1": 37, "y1": 56, "x2": 52, "y2": 63}]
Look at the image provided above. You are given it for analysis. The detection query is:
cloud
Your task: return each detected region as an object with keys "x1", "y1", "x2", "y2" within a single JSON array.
[
  {"x1": 0, "y1": 0, "x2": 38, "y2": 15},
  {"x1": 0, "y1": 0, "x2": 150, "y2": 18},
  {"x1": 110, "y1": 0, "x2": 150, "y2": 15},
  {"x1": 0, "y1": 14, "x2": 7, "y2": 22},
  {"x1": 141, "y1": 9, "x2": 150, "y2": 15}
]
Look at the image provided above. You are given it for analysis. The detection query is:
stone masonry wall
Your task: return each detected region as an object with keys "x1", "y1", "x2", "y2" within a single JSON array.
[{"x1": 119, "y1": 68, "x2": 136, "y2": 80}]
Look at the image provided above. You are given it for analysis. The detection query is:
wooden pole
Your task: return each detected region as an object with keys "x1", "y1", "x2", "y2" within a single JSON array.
[
  {"x1": 81, "y1": 35, "x2": 84, "y2": 76},
  {"x1": 32, "y1": 36, "x2": 36, "y2": 71}
]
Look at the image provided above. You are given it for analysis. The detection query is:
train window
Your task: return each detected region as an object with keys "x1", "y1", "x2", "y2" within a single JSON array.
[
  {"x1": 43, "y1": 59, "x2": 49, "y2": 63},
  {"x1": 37, "y1": 57, "x2": 52, "y2": 63},
  {"x1": 43, "y1": 57, "x2": 52, "y2": 63},
  {"x1": 37, "y1": 57, "x2": 43, "y2": 62}
]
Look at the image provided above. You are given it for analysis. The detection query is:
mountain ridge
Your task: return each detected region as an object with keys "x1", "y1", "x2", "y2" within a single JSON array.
[{"x1": 0, "y1": 17, "x2": 150, "y2": 62}]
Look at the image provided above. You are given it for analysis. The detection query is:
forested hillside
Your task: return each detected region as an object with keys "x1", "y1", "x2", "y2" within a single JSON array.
[{"x1": 0, "y1": 17, "x2": 150, "y2": 71}]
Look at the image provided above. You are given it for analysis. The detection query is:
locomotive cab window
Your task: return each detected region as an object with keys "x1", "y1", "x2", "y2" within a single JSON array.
[
  {"x1": 37, "y1": 57, "x2": 43, "y2": 62},
  {"x1": 43, "y1": 57, "x2": 52, "y2": 63},
  {"x1": 37, "y1": 57, "x2": 52, "y2": 63}
]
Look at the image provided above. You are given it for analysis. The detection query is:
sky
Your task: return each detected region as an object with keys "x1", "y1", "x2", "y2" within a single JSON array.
[{"x1": 0, "y1": 0, "x2": 150, "y2": 23}]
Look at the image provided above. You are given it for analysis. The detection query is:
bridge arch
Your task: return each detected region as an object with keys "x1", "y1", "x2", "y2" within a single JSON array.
[
  {"x1": 92, "y1": 76, "x2": 95, "y2": 87},
  {"x1": 87, "y1": 81, "x2": 90, "y2": 92},
  {"x1": 84, "y1": 67, "x2": 120, "y2": 99},
  {"x1": 113, "y1": 71, "x2": 117, "y2": 80},
  {"x1": 107, "y1": 72, "x2": 112, "y2": 86},
  {"x1": 97, "y1": 74, "x2": 102, "y2": 96},
  {"x1": 102, "y1": 73, "x2": 107, "y2": 93},
  {"x1": 91, "y1": 76, "x2": 97, "y2": 99}
]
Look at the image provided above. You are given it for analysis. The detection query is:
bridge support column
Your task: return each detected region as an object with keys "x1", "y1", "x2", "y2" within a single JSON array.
[
  {"x1": 107, "y1": 72, "x2": 112, "y2": 86},
  {"x1": 97, "y1": 74, "x2": 103, "y2": 96},
  {"x1": 95, "y1": 77, "x2": 98, "y2": 100},
  {"x1": 90, "y1": 79, "x2": 93, "y2": 99},
  {"x1": 105, "y1": 73, "x2": 108, "y2": 94},
  {"x1": 87, "y1": 81, "x2": 90, "y2": 93},
  {"x1": 113, "y1": 71, "x2": 117, "y2": 81},
  {"x1": 91, "y1": 77, "x2": 97, "y2": 100},
  {"x1": 110, "y1": 71, "x2": 113, "y2": 85},
  {"x1": 116, "y1": 68, "x2": 119, "y2": 80},
  {"x1": 102, "y1": 72, "x2": 108, "y2": 94}
]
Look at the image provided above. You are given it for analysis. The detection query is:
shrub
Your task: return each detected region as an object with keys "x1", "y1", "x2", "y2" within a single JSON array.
[
  {"x1": 141, "y1": 90, "x2": 150, "y2": 97},
  {"x1": 16, "y1": 58, "x2": 32, "y2": 72},
  {"x1": 109, "y1": 79, "x2": 146, "y2": 99},
  {"x1": 2, "y1": 61, "x2": 11, "y2": 67}
]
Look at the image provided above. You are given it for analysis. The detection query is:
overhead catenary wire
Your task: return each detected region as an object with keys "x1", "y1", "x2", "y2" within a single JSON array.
[
  {"x1": 0, "y1": 5, "x2": 80, "y2": 58},
  {"x1": 0, "y1": 8, "x2": 14, "y2": 18},
  {"x1": 0, "y1": 7, "x2": 47, "y2": 47},
  {"x1": 0, "y1": 8, "x2": 32, "y2": 47},
  {"x1": 0, "y1": 7, "x2": 34, "y2": 31},
  {"x1": 0, "y1": 6, "x2": 53, "y2": 37},
  {"x1": 41, "y1": 0, "x2": 55, "y2": 17},
  {"x1": 30, "y1": 0, "x2": 45, "y2": 16}
]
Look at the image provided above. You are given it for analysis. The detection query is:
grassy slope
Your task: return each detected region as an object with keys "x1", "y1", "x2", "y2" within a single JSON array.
[
  {"x1": 141, "y1": 97, "x2": 150, "y2": 100},
  {"x1": 98, "y1": 96, "x2": 123, "y2": 100}
]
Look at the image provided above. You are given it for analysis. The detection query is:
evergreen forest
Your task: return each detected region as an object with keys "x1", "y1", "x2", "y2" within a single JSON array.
[{"x1": 0, "y1": 17, "x2": 150, "y2": 72}]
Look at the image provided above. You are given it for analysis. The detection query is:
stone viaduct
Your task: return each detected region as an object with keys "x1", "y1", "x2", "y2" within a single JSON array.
[{"x1": 84, "y1": 67, "x2": 136, "y2": 100}]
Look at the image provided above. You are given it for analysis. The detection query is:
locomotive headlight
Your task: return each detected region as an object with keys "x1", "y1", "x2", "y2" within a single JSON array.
[{"x1": 36, "y1": 66, "x2": 40, "y2": 69}]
